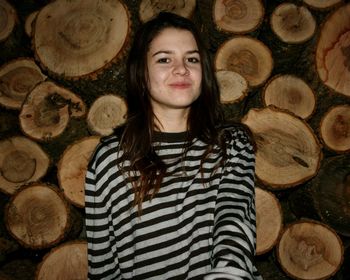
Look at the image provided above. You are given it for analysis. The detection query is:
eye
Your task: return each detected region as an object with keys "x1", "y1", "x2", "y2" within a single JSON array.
[
  {"x1": 187, "y1": 57, "x2": 200, "y2": 63},
  {"x1": 157, "y1": 57, "x2": 170, "y2": 63}
]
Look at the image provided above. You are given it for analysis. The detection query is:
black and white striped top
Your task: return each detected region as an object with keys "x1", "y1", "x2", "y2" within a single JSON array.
[{"x1": 85, "y1": 125, "x2": 262, "y2": 280}]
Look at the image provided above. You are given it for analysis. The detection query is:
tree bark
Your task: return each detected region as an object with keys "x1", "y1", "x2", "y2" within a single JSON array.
[
  {"x1": 311, "y1": 155, "x2": 350, "y2": 237},
  {"x1": 0, "y1": 237, "x2": 19, "y2": 261},
  {"x1": 24, "y1": 11, "x2": 38, "y2": 38},
  {"x1": 0, "y1": 259, "x2": 36, "y2": 280},
  {"x1": 0, "y1": 272, "x2": 13, "y2": 280}
]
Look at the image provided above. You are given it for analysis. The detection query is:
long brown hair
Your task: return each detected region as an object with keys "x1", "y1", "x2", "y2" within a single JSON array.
[{"x1": 119, "y1": 12, "x2": 225, "y2": 212}]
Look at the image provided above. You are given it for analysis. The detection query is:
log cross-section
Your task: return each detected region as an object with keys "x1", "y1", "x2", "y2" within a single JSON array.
[
  {"x1": 57, "y1": 136, "x2": 100, "y2": 208},
  {"x1": 303, "y1": 0, "x2": 342, "y2": 10},
  {"x1": 319, "y1": 105, "x2": 350, "y2": 153},
  {"x1": 5, "y1": 183, "x2": 70, "y2": 249},
  {"x1": 270, "y1": 3, "x2": 316, "y2": 44},
  {"x1": 87, "y1": 94, "x2": 127, "y2": 136},
  {"x1": 19, "y1": 81, "x2": 86, "y2": 141},
  {"x1": 0, "y1": 136, "x2": 50, "y2": 195},
  {"x1": 316, "y1": 3, "x2": 350, "y2": 97},
  {"x1": 215, "y1": 36, "x2": 273, "y2": 87},
  {"x1": 0, "y1": 0, "x2": 17, "y2": 42},
  {"x1": 139, "y1": 0, "x2": 196, "y2": 22},
  {"x1": 213, "y1": 0, "x2": 264, "y2": 34},
  {"x1": 241, "y1": 106, "x2": 322, "y2": 188},
  {"x1": 255, "y1": 187, "x2": 283, "y2": 255},
  {"x1": 0, "y1": 58, "x2": 46, "y2": 110},
  {"x1": 277, "y1": 220, "x2": 344, "y2": 280},
  {"x1": 33, "y1": 0, "x2": 130, "y2": 79},
  {"x1": 215, "y1": 70, "x2": 248, "y2": 104},
  {"x1": 36, "y1": 240, "x2": 87, "y2": 280},
  {"x1": 263, "y1": 74, "x2": 316, "y2": 119}
]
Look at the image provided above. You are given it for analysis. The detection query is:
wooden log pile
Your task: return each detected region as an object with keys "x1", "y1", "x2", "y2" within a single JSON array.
[{"x1": 0, "y1": 0, "x2": 349, "y2": 279}]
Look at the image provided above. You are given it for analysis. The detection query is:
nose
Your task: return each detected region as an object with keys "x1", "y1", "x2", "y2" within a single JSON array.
[{"x1": 173, "y1": 60, "x2": 189, "y2": 75}]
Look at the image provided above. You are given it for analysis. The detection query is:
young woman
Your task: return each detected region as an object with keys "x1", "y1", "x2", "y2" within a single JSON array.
[{"x1": 85, "y1": 12, "x2": 262, "y2": 280}]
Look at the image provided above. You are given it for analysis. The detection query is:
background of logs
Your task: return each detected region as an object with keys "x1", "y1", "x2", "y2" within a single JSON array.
[{"x1": 0, "y1": 0, "x2": 349, "y2": 279}]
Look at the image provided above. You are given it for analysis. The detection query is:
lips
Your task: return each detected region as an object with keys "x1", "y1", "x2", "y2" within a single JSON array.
[{"x1": 169, "y1": 82, "x2": 191, "y2": 89}]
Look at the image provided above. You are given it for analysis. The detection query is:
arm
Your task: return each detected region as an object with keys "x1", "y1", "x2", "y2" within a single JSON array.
[
  {"x1": 85, "y1": 145, "x2": 120, "y2": 280},
  {"x1": 206, "y1": 129, "x2": 262, "y2": 280}
]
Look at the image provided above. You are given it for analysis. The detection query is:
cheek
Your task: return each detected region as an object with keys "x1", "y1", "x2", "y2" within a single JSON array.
[
  {"x1": 149, "y1": 68, "x2": 167, "y2": 86},
  {"x1": 195, "y1": 70, "x2": 202, "y2": 86},
  {"x1": 148, "y1": 72, "x2": 168, "y2": 96},
  {"x1": 147, "y1": 70, "x2": 158, "y2": 90}
]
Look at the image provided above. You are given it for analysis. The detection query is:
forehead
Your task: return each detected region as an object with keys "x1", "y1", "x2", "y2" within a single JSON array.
[{"x1": 148, "y1": 28, "x2": 198, "y2": 51}]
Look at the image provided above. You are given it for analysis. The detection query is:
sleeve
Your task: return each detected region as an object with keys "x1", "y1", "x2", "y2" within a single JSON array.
[
  {"x1": 85, "y1": 145, "x2": 120, "y2": 280},
  {"x1": 205, "y1": 129, "x2": 263, "y2": 280}
]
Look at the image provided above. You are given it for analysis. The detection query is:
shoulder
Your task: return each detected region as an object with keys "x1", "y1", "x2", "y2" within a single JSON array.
[
  {"x1": 98, "y1": 125, "x2": 124, "y2": 152},
  {"x1": 88, "y1": 126, "x2": 124, "y2": 169},
  {"x1": 218, "y1": 122, "x2": 256, "y2": 151}
]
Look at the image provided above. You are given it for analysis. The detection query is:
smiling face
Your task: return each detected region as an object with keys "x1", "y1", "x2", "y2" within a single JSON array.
[{"x1": 146, "y1": 27, "x2": 202, "y2": 118}]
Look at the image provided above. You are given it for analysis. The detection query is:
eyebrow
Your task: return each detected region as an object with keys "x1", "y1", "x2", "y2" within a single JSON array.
[{"x1": 151, "y1": 50, "x2": 199, "y2": 57}]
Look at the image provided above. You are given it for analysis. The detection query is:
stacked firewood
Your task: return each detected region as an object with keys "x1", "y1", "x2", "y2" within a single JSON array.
[{"x1": 0, "y1": 0, "x2": 349, "y2": 279}]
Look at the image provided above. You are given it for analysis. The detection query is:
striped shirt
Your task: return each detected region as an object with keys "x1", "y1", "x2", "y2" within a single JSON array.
[{"x1": 85, "y1": 125, "x2": 262, "y2": 280}]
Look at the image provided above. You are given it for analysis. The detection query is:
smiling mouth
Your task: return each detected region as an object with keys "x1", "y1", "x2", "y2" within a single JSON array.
[{"x1": 169, "y1": 83, "x2": 191, "y2": 89}]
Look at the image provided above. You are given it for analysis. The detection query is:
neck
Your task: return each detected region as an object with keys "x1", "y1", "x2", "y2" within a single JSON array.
[{"x1": 154, "y1": 108, "x2": 189, "y2": 132}]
